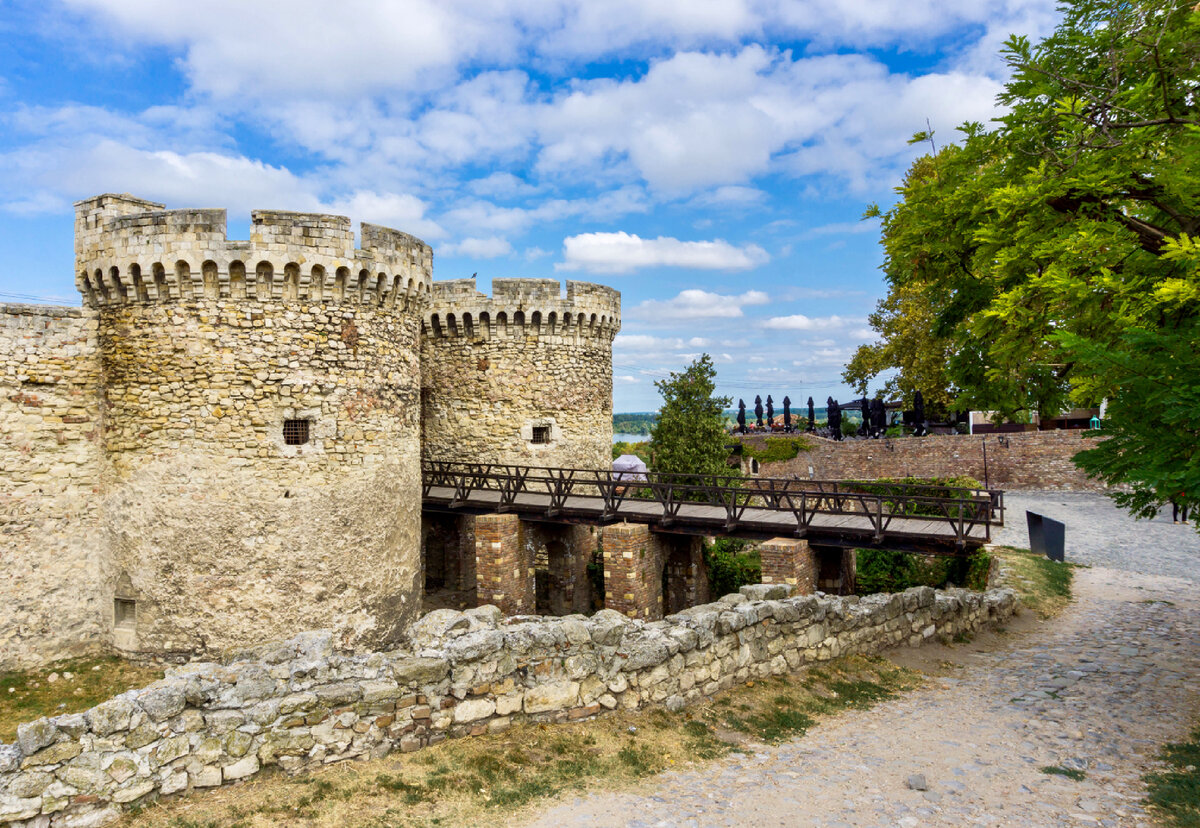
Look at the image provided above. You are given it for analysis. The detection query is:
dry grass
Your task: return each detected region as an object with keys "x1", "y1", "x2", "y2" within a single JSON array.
[
  {"x1": 0, "y1": 655, "x2": 164, "y2": 743},
  {"x1": 122, "y1": 655, "x2": 919, "y2": 828}
]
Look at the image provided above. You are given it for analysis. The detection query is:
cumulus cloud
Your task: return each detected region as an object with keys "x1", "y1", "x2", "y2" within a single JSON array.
[
  {"x1": 762, "y1": 313, "x2": 861, "y2": 331},
  {"x1": 438, "y1": 236, "x2": 514, "y2": 258},
  {"x1": 628, "y1": 289, "x2": 770, "y2": 321},
  {"x1": 558, "y1": 232, "x2": 769, "y2": 274}
]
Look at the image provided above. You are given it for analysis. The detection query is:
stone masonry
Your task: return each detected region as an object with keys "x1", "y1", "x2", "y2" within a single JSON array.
[
  {"x1": 748, "y1": 430, "x2": 1107, "y2": 491},
  {"x1": 0, "y1": 581, "x2": 1018, "y2": 826},
  {"x1": 420, "y1": 278, "x2": 619, "y2": 470}
]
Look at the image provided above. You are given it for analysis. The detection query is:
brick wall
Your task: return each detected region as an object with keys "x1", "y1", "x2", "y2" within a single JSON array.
[
  {"x1": 751, "y1": 429, "x2": 1108, "y2": 491},
  {"x1": 759, "y1": 538, "x2": 816, "y2": 593},
  {"x1": 601, "y1": 523, "x2": 664, "y2": 620},
  {"x1": 474, "y1": 513, "x2": 532, "y2": 614}
]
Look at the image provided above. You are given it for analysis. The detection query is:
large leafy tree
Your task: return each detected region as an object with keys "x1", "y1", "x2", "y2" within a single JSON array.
[
  {"x1": 852, "y1": 0, "x2": 1200, "y2": 512},
  {"x1": 649, "y1": 354, "x2": 734, "y2": 480}
]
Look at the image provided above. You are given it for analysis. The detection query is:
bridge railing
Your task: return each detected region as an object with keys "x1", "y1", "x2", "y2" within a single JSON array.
[{"x1": 422, "y1": 461, "x2": 1004, "y2": 545}]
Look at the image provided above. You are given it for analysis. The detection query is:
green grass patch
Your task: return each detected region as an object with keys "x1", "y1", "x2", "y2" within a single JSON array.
[
  {"x1": 1145, "y1": 725, "x2": 1200, "y2": 827},
  {"x1": 1040, "y1": 765, "x2": 1087, "y2": 781},
  {"x1": 994, "y1": 546, "x2": 1075, "y2": 618},
  {"x1": 0, "y1": 655, "x2": 164, "y2": 743}
]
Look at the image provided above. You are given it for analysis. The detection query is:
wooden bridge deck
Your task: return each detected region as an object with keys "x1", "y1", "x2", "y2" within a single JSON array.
[{"x1": 422, "y1": 484, "x2": 996, "y2": 552}]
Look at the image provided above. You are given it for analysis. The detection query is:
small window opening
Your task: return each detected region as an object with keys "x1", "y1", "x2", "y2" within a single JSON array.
[
  {"x1": 531, "y1": 425, "x2": 551, "y2": 444},
  {"x1": 114, "y1": 598, "x2": 136, "y2": 629},
  {"x1": 284, "y1": 419, "x2": 311, "y2": 446}
]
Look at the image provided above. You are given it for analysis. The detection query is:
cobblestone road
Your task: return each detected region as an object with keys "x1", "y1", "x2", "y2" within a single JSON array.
[{"x1": 519, "y1": 496, "x2": 1200, "y2": 827}]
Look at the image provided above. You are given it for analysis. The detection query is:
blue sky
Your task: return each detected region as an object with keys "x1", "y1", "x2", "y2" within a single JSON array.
[{"x1": 0, "y1": 0, "x2": 1062, "y2": 411}]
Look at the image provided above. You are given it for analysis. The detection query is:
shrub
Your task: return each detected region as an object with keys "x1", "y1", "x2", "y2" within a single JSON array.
[
  {"x1": 741, "y1": 436, "x2": 811, "y2": 464},
  {"x1": 856, "y1": 547, "x2": 991, "y2": 594},
  {"x1": 704, "y1": 538, "x2": 761, "y2": 598}
]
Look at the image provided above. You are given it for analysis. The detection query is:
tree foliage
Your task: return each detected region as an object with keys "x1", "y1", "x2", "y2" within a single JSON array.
[
  {"x1": 850, "y1": 0, "x2": 1200, "y2": 510},
  {"x1": 649, "y1": 354, "x2": 734, "y2": 480}
]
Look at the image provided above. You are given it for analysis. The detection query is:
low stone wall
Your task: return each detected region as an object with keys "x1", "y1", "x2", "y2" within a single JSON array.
[
  {"x1": 749, "y1": 429, "x2": 1107, "y2": 491},
  {"x1": 0, "y1": 584, "x2": 1017, "y2": 826}
]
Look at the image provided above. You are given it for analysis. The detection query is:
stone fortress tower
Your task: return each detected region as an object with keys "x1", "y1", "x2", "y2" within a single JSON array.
[
  {"x1": 420, "y1": 278, "x2": 620, "y2": 470},
  {"x1": 76, "y1": 194, "x2": 432, "y2": 659},
  {"x1": 0, "y1": 193, "x2": 624, "y2": 670}
]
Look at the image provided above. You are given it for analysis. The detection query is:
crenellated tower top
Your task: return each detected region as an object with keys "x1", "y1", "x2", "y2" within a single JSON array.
[
  {"x1": 73, "y1": 193, "x2": 432, "y2": 309},
  {"x1": 422, "y1": 278, "x2": 620, "y2": 342}
]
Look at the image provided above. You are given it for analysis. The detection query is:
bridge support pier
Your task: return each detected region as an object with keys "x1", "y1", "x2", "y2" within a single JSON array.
[
  {"x1": 474, "y1": 513, "x2": 533, "y2": 615},
  {"x1": 759, "y1": 537, "x2": 817, "y2": 594},
  {"x1": 601, "y1": 522, "x2": 664, "y2": 620}
]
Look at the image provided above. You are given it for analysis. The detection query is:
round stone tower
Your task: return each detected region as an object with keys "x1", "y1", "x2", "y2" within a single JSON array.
[
  {"x1": 420, "y1": 278, "x2": 620, "y2": 469},
  {"x1": 75, "y1": 194, "x2": 431, "y2": 659}
]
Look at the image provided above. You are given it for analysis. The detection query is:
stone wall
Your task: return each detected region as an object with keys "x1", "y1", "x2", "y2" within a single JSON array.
[
  {"x1": 420, "y1": 278, "x2": 619, "y2": 470},
  {"x1": 0, "y1": 581, "x2": 1017, "y2": 826},
  {"x1": 749, "y1": 430, "x2": 1107, "y2": 491},
  {"x1": 0, "y1": 305, "x2": 103, "y2": 671}
]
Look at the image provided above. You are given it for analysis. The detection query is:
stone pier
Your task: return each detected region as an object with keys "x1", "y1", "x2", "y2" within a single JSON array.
[
  {"x1": 473, "y1": 513, "x2": 532, "y2": 614},
  {"x1": 759, "y1": 537, "x2": 817, "y2": 593},
  {"x1": 601, "y1": 522, "x2": 664, "y2": 620}
]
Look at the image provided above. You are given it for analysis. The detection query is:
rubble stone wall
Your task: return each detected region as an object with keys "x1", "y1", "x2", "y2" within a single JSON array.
[
  {"x1": 420, "y1": 278, "x2": 619, "y2": 470},
  {"x1": 0, "y1": 583, "x2": 1017, "y2": 826},
  {"x1": 750, "y1": 430, "x2": 1106, "y2": 491},
  {"x1": 0, "y1": 305, "x2": 104, "y2": 671}
]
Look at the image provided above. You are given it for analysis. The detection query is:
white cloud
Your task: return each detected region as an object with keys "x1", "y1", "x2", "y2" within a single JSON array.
[
  {"x1": 558, "y1": 232, "x2": 769, "y2": 274},
  {"x1": 628, "y1": 289, "x2": 770, "y2": 321},
  {"x1": 763, "y1": 313, "x2": 861, "y2": 331},
  {"x1": 439, "y1": 236, "x2": 514, "y2": 258}
]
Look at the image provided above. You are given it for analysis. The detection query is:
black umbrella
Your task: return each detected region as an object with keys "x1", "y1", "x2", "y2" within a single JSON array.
[
  {"x1": 754, "y1": 395, "x2": 764, "y2": 428},
  {"x1": 807, "y1": 396, "x2": 815, "y2": 432},
  {"x1": 737, "y1": 399, "x2": 746, "y2": 434},
  {"x1": 913, "y1": 390, "x2": 926, "y2": 436},
  {"x1": 828, "y1": 397, "x2": 842, "y2": 441},
  {"x1": 783, "y1": 396, "x2": 792, "y2": 431},
  {"x1": 860, "y1": 396, "x2": 870, "y2": 437},
  {"x1": 766, "y1": 395, "x2": 774, "y2": 429},
  {"x1": 870, "y1": 398, "x2": 886, "y2": 437}
]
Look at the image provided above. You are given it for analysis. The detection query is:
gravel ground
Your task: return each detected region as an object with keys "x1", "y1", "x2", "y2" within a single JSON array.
[
  {"x1": 994, "y1": 490, "x2": 1200, "y2": 582},
  {"x1": 517, "y1": 496, "x2": 1200, "y2": 827}
]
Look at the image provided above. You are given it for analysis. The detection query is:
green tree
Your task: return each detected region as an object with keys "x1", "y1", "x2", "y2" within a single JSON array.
[
  {"x1": 856, "y1": 0, "x2": 1199, "y2": 507},
  {"x1": 649, "y1": 354, "x2": 734, "y2": 480}
]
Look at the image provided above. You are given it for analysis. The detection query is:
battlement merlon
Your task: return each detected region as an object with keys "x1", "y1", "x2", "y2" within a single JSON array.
[
  {"x1": 71, "y1": 194, "x2": 434, "y2": 308},
  {"x1": 424, "y1": 277, "x2": 621, "y2": 340}
]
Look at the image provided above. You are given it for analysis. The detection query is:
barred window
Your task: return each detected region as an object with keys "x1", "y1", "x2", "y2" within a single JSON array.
[
  {"x1": 531, "y1": 425, "x2": 551, "y2": 444},
  {"x1": 284, "y1": 419, "x2": 310, "y2": 446}
]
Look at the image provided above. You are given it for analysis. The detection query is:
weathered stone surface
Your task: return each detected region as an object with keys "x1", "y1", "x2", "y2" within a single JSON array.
[
  {"x1": 392, "y1": 657, "x2": 450, "y2": 686},
  {"x1": 524, "y1": 681, "x2": 580, "y2": 714},
  {"x1": 17, "y1": 718, "x2": 58, "y2": 755},
  {"x1": 137, "y1": 685, "x2": 186, "y2": 722},
  {"x1": 453, "y1": 698, "x2": 497, "y2": 723},
  {"x1": 740, "y1": 584, "x2": 794, "y2": 601},
  {"x1": 87, "y1": 698, "x2": 135, "y2": 736}
]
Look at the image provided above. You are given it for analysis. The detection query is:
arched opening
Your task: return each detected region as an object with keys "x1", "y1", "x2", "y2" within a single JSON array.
[
  {"x1": 93, "y1": 268, "x2": 108, "y2": 302},
  {"x1": 108, "y1": 266, "x2": 127, "y2": 301},
  {"x1": 334, "y1": 267, "x2": 349, "y2": 301},
  {"x1": 477, "y1": 311, "x2": 490, "y2": 341},
  {"x1": 175, "y1": 261, "x2": 192, "y2": 300},
  {"x1": 310, "y1": 265, "x2": 326, "y2": 302},
  {"x1": 255, "y1": 261, "x2": 273, "y2": 300},
  {"x1": 202, "y1": 260, "x2": 219, "y2": 299},
  {"x1": 496, "y1": 311, "x2": 508, "y2": 338},
  {"x1": 152, "y1": 263, "x2": 168, "y2": 299},
  {"x1": 284, "y1": 263, "x2": 300, "y2": 300},
  {"x1": 462, "y1": 312, "x2": 474, "y2": 339},
  {"x1": 229, "y1": 261, "x2": 246, "y2": 298}
]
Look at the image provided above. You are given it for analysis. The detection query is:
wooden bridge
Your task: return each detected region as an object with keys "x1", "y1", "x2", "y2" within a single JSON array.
[{"x1": 422, "y1": 461, "x2": 1005, "y2": 554}]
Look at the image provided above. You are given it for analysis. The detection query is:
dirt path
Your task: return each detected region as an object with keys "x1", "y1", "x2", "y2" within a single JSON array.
[{"x1": 518, "y1": 566, "x2": 1200, "y2": 827}]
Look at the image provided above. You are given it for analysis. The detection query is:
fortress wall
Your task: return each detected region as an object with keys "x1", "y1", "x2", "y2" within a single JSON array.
[
  {"x1": 0, "y1": 304, "x2": 105, "y2": 670},
  {"x1": 0, "y1": 583, "x2": 1017, "y2": 825},
  {"x1": 420, "y1": 278, "x2": 619, "y2": 470},
  {"x1": 752, "y1": 430, "x2": 1107, "y2": 491}
]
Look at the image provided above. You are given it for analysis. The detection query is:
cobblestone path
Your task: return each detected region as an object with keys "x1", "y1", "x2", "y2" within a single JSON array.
[{"x1": 521, "y1": 567, "x2": 1200, "y2": 826}]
